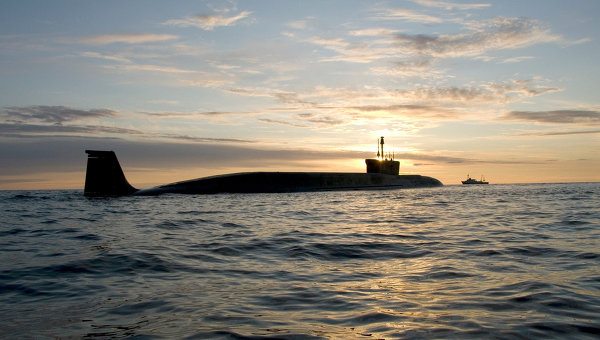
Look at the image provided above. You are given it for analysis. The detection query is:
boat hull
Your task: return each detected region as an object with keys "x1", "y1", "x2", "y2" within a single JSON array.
[
  {"x1": 135, "y1": 172, "x2": 443, "y2": 195},
  {"x1": 461, "y1": 181, "x2": 489, "y2": 185}
]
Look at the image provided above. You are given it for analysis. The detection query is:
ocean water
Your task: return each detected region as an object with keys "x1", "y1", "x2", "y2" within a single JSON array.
[{"x1": 1, "y1": 183, "x2": 599, "y2": 339}]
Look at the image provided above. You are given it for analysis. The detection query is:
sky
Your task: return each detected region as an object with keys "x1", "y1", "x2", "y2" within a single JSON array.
[{"x1": 1, "y1": 0, "x2": 599, "y2": 189}]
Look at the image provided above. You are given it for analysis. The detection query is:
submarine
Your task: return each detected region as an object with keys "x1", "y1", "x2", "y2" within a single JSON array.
[{"x1": 83, "y1": 137, "x2": 443, "y2": 197}]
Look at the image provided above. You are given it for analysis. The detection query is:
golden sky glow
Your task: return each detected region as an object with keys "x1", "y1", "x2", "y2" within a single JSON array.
[{"x1": 1, "y1": 1, "x2": 599, "y2": 189}]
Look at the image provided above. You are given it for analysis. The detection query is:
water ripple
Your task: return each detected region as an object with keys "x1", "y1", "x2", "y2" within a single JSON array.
[{"x1": 0, "y1": 183, "x2": 599, "y2": 338}]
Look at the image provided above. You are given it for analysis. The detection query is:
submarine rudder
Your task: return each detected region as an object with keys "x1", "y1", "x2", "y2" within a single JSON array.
[{"x1": 84, "y1": 150, "x2": 138, "y2": 197}]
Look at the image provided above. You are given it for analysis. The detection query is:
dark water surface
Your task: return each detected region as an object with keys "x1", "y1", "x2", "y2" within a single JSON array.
[{"x1": 1, "y1": 183, "x2": 599, "y2": 339}]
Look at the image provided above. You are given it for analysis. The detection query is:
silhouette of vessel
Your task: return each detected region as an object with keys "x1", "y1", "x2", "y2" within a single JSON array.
[
  {"x1": 461, "y1": 175, "x2": 489, "y2": 185},
  {"x1": 84, "y1": 137, "x2": 443, "y2": 196}
]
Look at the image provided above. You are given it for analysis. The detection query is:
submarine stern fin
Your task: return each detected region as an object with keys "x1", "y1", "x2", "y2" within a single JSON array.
[{"x1": 84, "y1": 150, "x2": 138, "y2": 197}]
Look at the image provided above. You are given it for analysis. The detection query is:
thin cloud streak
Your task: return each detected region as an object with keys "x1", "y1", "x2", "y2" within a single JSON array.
[
  {"x1": 296, "y1": 113, "x2": 344, "y2": 125},
  {"x1": 258, "y1": 118, "x2": 307, "y2": 128},
  {"x1": 79, "y1": 34, "x2": 178, "y2": 45},
  {"x1": 80, "y1": 51, "x2": 132, "y2": 64},
  {"x1": 397, "y1": 80, "x2": 559, "y2": 103},
  {"x1": 104, "y1": 63, "x2": 196, "y2": 74},
  {"x1": 377, "y1": 8, "x2": 443, "y2": 24},
  {"x1": 395, "y1": 17, "x2": 560, "y2": 58},
  {"x1": 349, "y1": 28, "x2": 398, "y2": 37},
  {"x1": 349, "y1": 104, "x2": 457, "y2": 119},
  {"x1": 518, "y1": 129, "x2": 600, "y2": 136},
  {"x1": 163, "y1": 11, "x2": 252, "y2": 31},
  {"x1": 286, "y1": 20, "x2": 309, "y2": 30},
  {"x1": 305, "y1": 36, "x2": 396, "y2": 63},
  {"x1": 412, "y1": 0, "x2": 491, "y2": 11},
  {"x1": 503, "y1": 110, "x2": 600, "y2": 124},
  {"x1": 299, "y1": 16, "x2": 562, "y2": 65},
  {"x1": 145, "y1": 111, "x2": 237, "y2": 117},
  {"x1": 370, "y1": 58, "x2": 442, "y2": 79},
  {"x1": 500, "y1": 56, "x2": 535, "y2": 63},
  {"x1": 0, "y1": 122, "x2": 255, "y2": 144},
  {"x1": 224, "y1": 79, "x2": 560, "y2": 124},
  {"x1": 1, "y1": 106, "x2": 116, "y2": 124},
  {"x1": 0, "y1": 122, "x2": 142, "y2": 136}
]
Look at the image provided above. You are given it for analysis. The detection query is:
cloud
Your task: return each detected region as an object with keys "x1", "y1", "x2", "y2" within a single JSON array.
[
  {"x1": 370, "y1": 58, "x2": 442, "y2": 78},
  {"x1": 307, "y1": 36, "x2": 351, "y2": 50},
  {"x1": 225, "y1": 79, "x2": 559, "y2": 123},
  {"x1": 147, "y1": 100, "x2": 180, "y2": 106},
  {"x1": 412, "y1": 0, "x2": 491, "y2": 10},
  {"x1": 0, "y1": 122, "x2": 142, "y2": 137},
  {"x1": 398, "y1": 80, "x2": 559, "y2": 103},
  {"x1": 503, "y1": 110, "x2": 600, "y2": 124},
  {"x1": 96, "y1": 60, "x2": 235, "y2": 88},
  {"x1": 226, "y1": 87, "x2": 273, "y2": 98},
  {"x1": 143, "y1": 110, "x2": 245, "y2": 118},
  {"x1": 377, "y1": 8, "x2": 443, "y2": 23},
  {"x1": 570, "y1": 37, "x2": 592, "y2": 45},
  {"x1": 258, "y1": 118, "x2": 306, "y2": 128},
  {"x1": 287, "y1": 20, "x2": 308, "y2": 30},
  {"x1": 296, "y1": 113, "x2": 344, "y2": 125},
  {"x1": 395, "y1": 17, "x2": 560, "y2": 58},
  {"x1": 79, "y1": 34, "x2": 178, "y2": 45},
  {"x1": 80, "y1": 51, "x2": 132, "y2": 64},
  {"x1": 163, "y1": 11, "x2": 252, "y2": 30},
  {"x1": 226, "y1": 87, "x2": 319, "y2": 107},
  {"x1": 0, "y1": 107, "x2": 257, "y2": 141},
  {"x1": 273, "y1": 92, "x2": 316, "y2": 106},
  {"x1": 305, "y1": 35, "x2": 396, "y2": 63},
  {"x1": 349, "y1": 104, "x2": 457, "y2": 119},
  {"x1": 397, "y1": 152, "x2": 466, "y2": 164},
  {"x1": 499, "y1": 56, "x2": 534, "y2": 63},
  {"x1": 315, "y1": 79, "x2": 552, "y2": 110},
  {"x1": 1, "y1": 106, "x2": 116, "y2": 124},
  {"x1": 155, "y1": 134, "x2": 254, "y2": 143},
  {"x1": 300, "y1": 17, "x2": 560, "y2": 65},
  {"x1": 349, "y1": 28, "x2": 398, "y2": 37},
  {"x1": 383, "y1": 152, "x2": 547, "y2": 165},
  {"x1": 0, "y1": 122, "x2": 256, "y2": 144},
  {"x1": 518, "y1": 129, "x2": 600, "y2": 136},
  {"x1": 104, "y1": 63, "x2": 196, "y2": 74}
]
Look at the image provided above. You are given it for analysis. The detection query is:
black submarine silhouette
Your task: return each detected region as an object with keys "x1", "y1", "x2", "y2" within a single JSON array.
[{"x1": 84, "y1": 137, "x2": 442, "y2": 196}]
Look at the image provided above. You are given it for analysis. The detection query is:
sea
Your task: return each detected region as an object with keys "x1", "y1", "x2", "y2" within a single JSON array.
[{"x1": 1, "y1": 183, "x2": 599, "y2": 339}]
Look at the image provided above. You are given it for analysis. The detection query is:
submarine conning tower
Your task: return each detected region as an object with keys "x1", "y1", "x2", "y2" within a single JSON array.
[{"x1": 365, "y1": 136, "x2": 400, "y2": 175}]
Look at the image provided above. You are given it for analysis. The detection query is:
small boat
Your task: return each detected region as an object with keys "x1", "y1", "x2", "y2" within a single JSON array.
[{"x1": 461, "y1": 174, "x2": 489, "y2": 185}]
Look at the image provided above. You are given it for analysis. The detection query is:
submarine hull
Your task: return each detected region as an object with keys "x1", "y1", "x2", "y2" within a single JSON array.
[
  {"x1": 135, "y1": 172, "x2": 442, "y2": 196},
  {"x1": 83, "y1": 150, "x2": 443, "y2": 197}
]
